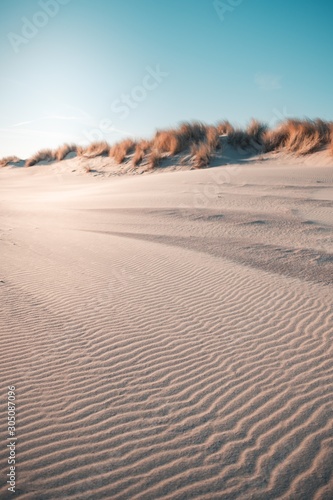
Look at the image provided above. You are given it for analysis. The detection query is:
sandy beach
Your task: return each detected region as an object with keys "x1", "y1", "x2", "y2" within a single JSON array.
[{"x1": 0, "y1": 151, "x2": 332, "y2": 498}]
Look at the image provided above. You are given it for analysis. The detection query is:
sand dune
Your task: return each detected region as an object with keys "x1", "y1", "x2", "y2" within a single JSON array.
[{"x1": 0, "y1": 153, "x2": 332, "y2": 498}]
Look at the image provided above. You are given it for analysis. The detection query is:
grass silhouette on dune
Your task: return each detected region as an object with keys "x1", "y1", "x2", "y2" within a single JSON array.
[{"x1": 2, "y1": 118, "x2": 332, "y2": 171}]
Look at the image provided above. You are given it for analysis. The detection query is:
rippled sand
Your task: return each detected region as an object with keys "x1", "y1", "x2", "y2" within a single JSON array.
[{"x1": 0, "y1": 153, "x2": 332, "y2": 499}]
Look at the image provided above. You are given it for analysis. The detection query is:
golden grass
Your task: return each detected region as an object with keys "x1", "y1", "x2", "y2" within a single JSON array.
[
  {"x1": 153, "y1": 123, "x2": 221, "y2": 156},
  {"x1": 264, "y1": 119, "x2": 332, "y2": 155},
  {"x1": 216, "y1": 120, "x2": 234, "y2": 136},
  {"x1": 206, "y1": 126, "x2": 220, "y2": 150},
  {"x1": 110, "y1": 139, "x2": 136, "y2": 164},
  {"x1": 132, "y1": 140, "x2": 151, "y2": 167},
  {"x1": 132, "y1": 145, "x2": 145, "y2": 166},
  {"x1": 82, "y1": 141, "x2": 110, "y2": 158},
  {"x1": 25, "y1": 149, "x2": 56, "y2": 167},
  {"x1": 228, "y1": 129, "x2": 251, "y2": 149},
  {"x1": 227, "y1": 120, "x2": 267, "y2": 150},
  {"x1": 153, "y1": 130, "x2": 183, "y2": 155},
  {"x1": 147, "y1": 150, "x2": 163, "y2": 170},
  {"x1": 55, "y1": 143, "x2": 79, "y2": 161},
  {"x1": 0, "y1": 155, "x2": 20, "y2": 167},
  {"x1": 287, "y1": 119, "x2": 329, "y2": 155},
  {"x1": 314, "y1": 119, "x2": 331, "y2": 142},
  {"x1": 284, "y1": 120, "x2": 316, "y2": 154},
  {"x1": 179, "y1": 121, "x2": 207, "y2": 143},
  {"x1": 190, "y1": 141, "x2": 212, "y2": 168},
  {"x1": 153, "y1": 122, "x2": 207, "y2": 155},
  {"x1": 5, "y1": 118, "x2": 333, "y2": 173},
  {"x1": 247, "y1": 119, "x2": 267, "y2": 143},
  {"x1": 263, "y1": 126, "x2": 289, "y2": 152}
]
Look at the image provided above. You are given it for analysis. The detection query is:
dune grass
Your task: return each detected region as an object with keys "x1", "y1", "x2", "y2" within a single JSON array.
[
  {"x1": 5, "y1": 117, "x2": 332, "y2": 174},
  {"x1": 25, "y1": 149, "x2": 56, "y2": 167},
  {"x1": 153, "y1": 129, "x2": 183, "y2": 155},
  {"x1": 0, "y1": 155, "x2": 20, "y2": 167},
  {"x1": 191, "y1": 141, "x2": 213, "y2": 168},
  {"x1": 216, "y1": 120, "x2": 235, "y2": 136},
  {"x1": 247, "y1": 119, "x2": 268, "y2": 144},
  {"x1": 82, "y1": 141, "x2": 110, "y2": 158},
  {"x1": 206, "y1": 126, "x2": 221, "y2": 150},
  {"x1": 132, "y1": 145, "x2": 145, "y2": 167},
  {"x1": 227, "y1": 129, "x2": 251, "y2": 149},
  {"x1": 153, "y1": 122, "x2": 223, "y2": 157},
  {"x1": 152, "y1": 122, "x2": 221, "y2": 169},
  {"x1": 179, "y1": 121, "x2": 207, "y2": 144},
  {"x1": 132, "y1": 140, "x2": 151, "y2": 167},
  {"x1": 55, "y1": 143, "x2": 80, "y2": 161},
  {"x1": 284, "y1": 119, "x2": 330, "y2": 155},
  {"x1": 110, "y1": 139, "x2": 136, "y2": 164},
  {"x1": 263, "y1": 126, "x2": 289, "y2": 152},
  {"x1": 263, "y1": 119, "x2": 332, "y2": 155},
  {"x1": 153, "y1": 122, "x2": 209, "y2": 155},
  {"x1": 227, "y1": 120, "x2": 267, "y2": 151},
  {"x1": 147, "y1": 150, "x2": 163, "y2": 170}
]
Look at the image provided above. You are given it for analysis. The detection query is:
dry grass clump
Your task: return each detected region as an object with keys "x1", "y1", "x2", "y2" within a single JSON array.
[
  {"x1": 264, "y1": 119, "x2": 332, "y2": 155},
  {"x1": 147, "y1": 150, "x2": 163, "y2": 170},
  {"x1": 82, "y1": 141, "x2": 110, "y2": 158},
  {"x1": 25, "y1": 148, "x2": 56, "y2": 167},
  {"x1": 330, "y1": 123, "x2": 333, "y2": 156},
  {"x1": 228, "y1": 129, "x2": 251, "y2": 149},
  {"x1": 0, "y1": 155, "x2": 20, "y2": 167},
  {"x1": 132, "y1": 140, "x2": 151, "y2": 167},
  {"x1": 190, "y1": 141, "x2": 212, "y2": 168},
  {"x1": 314, "y1": 118, "x2": 331, "y2": 142},
  {"x1": 110, "y1": 139, "x2": 136, "y2": 164},
  {"x1": 55, "y1": 143, "x2": 79, "y2": 161},
  {"x1": 294, "y1": 119, "x2": 331, "y2": 155},
  {"x1": 153, "y1": 122, "x2": 208, "y2": 155},
  {"x1": 263, "y1": 125, "x2": 290, "y2": 152},
  {"x1": 247, "y1": 119, "x2": 267, "y2": 144},
  {"x1": 179, "y1": 121, "x2": 207, "y2": 144},
  {"x1": 227, "y1": 120, "x2": 267, "y2": 151},
  {"x1": 132, "y1": 146, "x2": 145, "y2": 166},
  {"x1": 152, "y1": 122, "x2": 222, "y2": 157},
  {"x1": 284, "y1": 120, "x2": 319, "y2": 155},
  {"x1": 153, "y1": 129, "x2": 184, "y2": 155},
  {"x1": 206, "y1": 126, "x2": 221, "y2": 150},
  {"x1": 216, "y1": 120, "x2": 235, "y2": 136},
  {"x1": 6, "y1": 118, "x2": 333, "y2": 175}
]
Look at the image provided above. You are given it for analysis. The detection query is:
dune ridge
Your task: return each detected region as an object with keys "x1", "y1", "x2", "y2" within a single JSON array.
[
  {"x1": 1, "y1": 118, "x2": 333, "y2": 174},
  {"x1": 0, "y1": 150, "x2": 332, "y2": 498}
]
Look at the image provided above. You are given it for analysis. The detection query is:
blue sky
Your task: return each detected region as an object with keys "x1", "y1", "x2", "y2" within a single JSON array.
[{"x1": 0, "y1": 0, "x2": 332, "y2": 157}]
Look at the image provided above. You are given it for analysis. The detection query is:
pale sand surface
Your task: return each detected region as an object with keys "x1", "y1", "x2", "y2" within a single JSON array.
[{"x1": 0, "y1": 153, "x2": 332, "y2": 499}]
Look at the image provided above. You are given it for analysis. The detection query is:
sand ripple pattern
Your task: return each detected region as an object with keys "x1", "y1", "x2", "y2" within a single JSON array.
[{"x1": 1, "y1": 224, "x2": 332, "y2": 499}]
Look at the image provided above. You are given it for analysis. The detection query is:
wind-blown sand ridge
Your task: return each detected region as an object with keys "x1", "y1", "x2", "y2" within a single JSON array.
[{"x1": 0, "y1": 142, "x2": 333, "y2": 498}]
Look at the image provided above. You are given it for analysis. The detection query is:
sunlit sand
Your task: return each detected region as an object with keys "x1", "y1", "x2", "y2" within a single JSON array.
[{"x1": 1, "y1": 140, "x2": 332, "y2": 498}]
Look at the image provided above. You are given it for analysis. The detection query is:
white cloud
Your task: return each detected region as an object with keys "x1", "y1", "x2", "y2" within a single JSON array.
[{"x1": 255, "y1": 73, "x2": 282, "y2": 91}]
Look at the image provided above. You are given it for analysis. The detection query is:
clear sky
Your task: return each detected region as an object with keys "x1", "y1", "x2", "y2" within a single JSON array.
[{"x1": 0, "y1": 0, "x2": 332, "y2": 157}]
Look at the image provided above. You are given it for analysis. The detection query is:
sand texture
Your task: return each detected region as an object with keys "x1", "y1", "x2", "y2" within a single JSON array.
[{"x1": 0, "y1": 153, "x2": 333, "y2": 499}]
